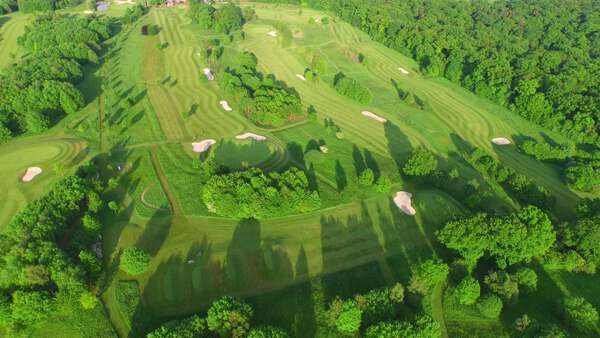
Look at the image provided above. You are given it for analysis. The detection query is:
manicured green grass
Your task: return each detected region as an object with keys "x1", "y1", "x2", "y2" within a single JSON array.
[
  {"x1": 0, "y1": 13, "x2": 28, "y2": 69},
  {"x1": 0, "y1": 134, "x2": 89, "y2": 228}
]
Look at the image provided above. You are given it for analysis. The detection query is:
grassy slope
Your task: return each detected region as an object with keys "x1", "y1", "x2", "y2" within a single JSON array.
[{"x1": 0, "y1": 12, "x2": 28, "y2": 68}]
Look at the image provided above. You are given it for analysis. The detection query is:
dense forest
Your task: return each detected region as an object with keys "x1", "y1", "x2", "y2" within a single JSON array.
[
  {"x1": 0, "y1": 162, "x2": 115, "y2": 335},
  {"x1": 265, "y1": 0, "x2": 600, "y2": 145},
  {"x1": 0, "y1": 15, "x2": 112, "y2": 143}
]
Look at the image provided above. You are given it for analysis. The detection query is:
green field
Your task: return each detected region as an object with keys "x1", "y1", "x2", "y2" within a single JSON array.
[
  {"x1": 89, "y1": 4, "x2": 593, "y2": 336},
  {"x1": 1, "y1": 2, "x2": 598, "y2": 337}
]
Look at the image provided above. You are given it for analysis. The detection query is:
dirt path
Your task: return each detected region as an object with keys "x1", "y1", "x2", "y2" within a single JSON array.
[{"x1": 149, "y1": 146, "x2": 182, "y2": 216}]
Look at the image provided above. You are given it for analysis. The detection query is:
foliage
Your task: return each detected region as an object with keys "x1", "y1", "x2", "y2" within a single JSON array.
[
  {"x1": 207, "y1": 296, "x2": 253, "y2": 338},
  {"x1": 333, "y1": 73, "x2": 372, "y2": 104},
  {"x1": 561, "y1": 217, "x2": 600, "y2": 270},
  {"x1": 334, "y1": 300, "x2": 362, "y2": 336},
  {"x1": 365, "y1": 314, "x2": 441, "y2": 338},
  {"x1": 202, "y1": 167, "x2": 320, "y2": 219},
  {"x1": 247, "y1": 325, "x2": 288, "y2": 338},
  {"x1": 119, "y1": 247, "x2": 150, "y2": 276},
  {"x1": 515, "y1": 267, "x2": 537, "y2": 291},
  {"x1": 219, "y1": 51, "x2": 304, "y2": 127},
  {"x1": 10, "y1": 291, "x2": 52, "y2": 326},
  {"x1": 562, "y1": 296, "x2": 599, "y2": 333},
  {"x1": 296, "y1": 0, "x2": 600, "y2": 144},
  {"x1": 403, "y1": 148, "x2": 438, "y2": 177},
  {"x1": 374, "y1": 175, "x2": 391, "y2": 192},
  {"x1": 0, "y1": 15, "x2": 111, "y2": 141},
  {"x1": 147, "y1": 315, "x2": 208, "y2": 338},
  {"x1": 408, "y1": 259, "x2": 449, "y2": 294},
  {"x1": 484, "y1": 271, "x2": 519, "y2": 301},
  {"x1": 455, "y1": 276, "x2": 480, "y2": 305},
  {"x1": 564, "y1": 161, "x2": 600, "y2": 192},
  {"x1": 79, "y1": 292, "x2": 98, "y2": 310},
  {"x1": 358, "y1": 168, "x2": 374, "y2": 186},
  {"x1": 188, "y1": 2, "x2": 244, "y2": 33},
  {"x1": 437, "y1": 206, "x2": 556, "y2": 269},
  {"x1": 518, "y1": 139, "x2": 575, "y2": 161},
  {"x1": 123, "y1": 4, "x2": 147, "y2": 24},
  {"x1": 477, "y1": 294, "x2": 503, "y2": 319}
]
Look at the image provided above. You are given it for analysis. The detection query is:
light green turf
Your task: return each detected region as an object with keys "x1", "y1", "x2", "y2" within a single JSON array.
[
  {"x1": 0, "y1": 134, "x2": 89, "y2": 228},
  {"x1": 97, "y1": 5, "x2": 590, "y2": 328},
  {"x1": 0, "y1": 12, "x2": 28, "y2": 69}
]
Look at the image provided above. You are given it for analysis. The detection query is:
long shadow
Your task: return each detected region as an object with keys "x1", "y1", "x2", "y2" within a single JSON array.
[
  {"x1": 364, "y1": 149, "x2": 381, "y2": 179},
  {"x1": 334, "y1": 159, "x2": 347, "y2": 192},
  {"x1": 223, "y1": 218, "x2": 265, "y2": 290},
  {"x1": 384, "y1": 121, "x2": 412, "y2": 170},
  {"x1": 320, "y1": 202, "x2": 387, "y2": 302},
  {"x1": 134, "y1": 211, "x2": 172, "y2": 257},
  {"x1": 352, "y1": 144, "x2": 366, "y2": 175}
]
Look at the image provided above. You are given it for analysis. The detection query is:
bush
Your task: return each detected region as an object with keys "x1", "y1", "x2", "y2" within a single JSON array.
[
  {"x1": 335, "y1": 301, "x2": 362, "y2": 336},
  {"x1": 403, "y1": 148, "x2": 438, "y2": 177},
  {"x1": 562, "y1": 296, "x2": 599, "y2": 333},
  {"x1": 515, "y1": 267, "x2": 537, "y2": 291},
  {"x1": 207, "y1": 296, "x2": 253, "y2": 338},
  {"x1": 456, "y1": 276, "x2": 480, "y2": 305},
  {"x1": 247, "y1": 325, "x2": 289, "y2": 338},
  {"x1": 358, "y1": 168, "x2": 374, "y2": 186},
  {"x1": 477, "y1": 295, "x2": 503, "y2": 318},
  {"x1": 119, "y1": 247, "x2": 150, "y2": 275},
  {"x1": 374, "y1": 175, "x2": 392, "y2": 192},
  {"x1": 408, "y1": 259, "x2": 449, "y2": 294}
]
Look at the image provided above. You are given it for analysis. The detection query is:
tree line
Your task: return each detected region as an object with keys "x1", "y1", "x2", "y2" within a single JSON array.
[
  {"x1": 0, "y1": 15, "x2": 112, "y2": 144},
  {"x1": 188, "y1": 1, "x2": 250, "y2": 34}
]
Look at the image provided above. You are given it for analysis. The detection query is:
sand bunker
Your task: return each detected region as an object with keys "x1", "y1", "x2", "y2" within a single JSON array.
[
  {"x1": 83, "y1": 10, "x2": 93, "y2": 14},
  {"x1": 267, "y1": 31, "x2": 278, "y2": 37},
  {"x1": 320, "y1": 146, "x2": 329, "y2": 154},
  {"x1": 115, "y1": 0, "x2": 134, "y2": 4},
  {"x1": 203, "y1": 68, "x2": 215, "y2": 81},
  {"x1": 393, "y1": 191, "x2": 416, "y2": 216},
  {"x1": 296, "y1": 74, "x2": 306, "y2": 81},
  {"x1": 362, "y1": 111, "x2": 387, "y2": 123},
  {"x1": 236, "y1": 133, "x2": 267, "y2": 141},
  {"x1": 192, "y1": 139, "x2": 217, "y2": 153},
  {"x1": 398, "y1": 67, "x2": 410, "y2": 74},
  {"x1": 219, "y1": 100, "x2": 232, "y2": 112},
  {"x1": 22, "y1": 167, "x2": 42, "y2": 182},
  {"x1": 492, "y1": 137, "x2": 511, "y2": 145}
]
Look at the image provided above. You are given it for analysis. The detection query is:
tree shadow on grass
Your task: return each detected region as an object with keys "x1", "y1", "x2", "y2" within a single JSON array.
[
  {"x1": 320, "y1": 202, "x2": 387, "y2": 302},
  {"x1": 334, "y1": 159, "x2": 347, "y2": 193},
  {"x1": 223, "y1": 218, "x2": 265, "y2": 290},
  {"x1": 384, "y1": 121, "x2": 412, "y2": 170}
]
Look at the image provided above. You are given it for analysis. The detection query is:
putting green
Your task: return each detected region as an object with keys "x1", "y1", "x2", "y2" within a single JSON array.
[{"x1": 0, "y1": 136, "x2": 88, "y2": 229}]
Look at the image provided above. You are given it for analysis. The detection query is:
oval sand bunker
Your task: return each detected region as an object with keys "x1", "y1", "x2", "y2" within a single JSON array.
[
  {"x1": 192, "y1": 139, "x2": 216, "y2": 153},
  {"x1": 236, "y1": 133, "x2": 267, "y2": 141},
  {"x1": 362, "y1": 111, "x2": 387, "y2": 123},
  {"x1": 22, "y1": 167, "x2": 43, "y2": 182},
  {"x1": 296, "y1": 74, "x2": 306, "y2": 81},
  {"x1": 492, "y1": 137, "x2": 511, "y2": 145},
  {"x1": 393, "y1": 191, "x2": 416, "y2": 216}
]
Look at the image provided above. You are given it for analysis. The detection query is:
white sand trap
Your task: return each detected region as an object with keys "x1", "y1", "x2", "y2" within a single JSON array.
[
  {"x1": 203, "y1": 68, "x2": 215, "y2": 81},
  {"x1": 192, "y1": 139, "x2": 216, "y2": 153},
  {"x1": 267, "y1": 31, "x2": 278, "y2": 37},
  {"x1": 398, "y1": 67, "x2": 410, "y2": 74},
  {"x1": 320, "y1": 146, "x2": 329, "y2": 153},
  {"x1": 22, "y1": 167, "x2": 42, "y2": 182},
  {"x1": 83, "y1": 10, "x2": 93, "y2": 14},
  {"x1": 115, "y1": 0, "x2": 134, "y2": 4},
  {"x1": 296, "y1": 74, "x2": 306, "y2": 81},
  {"x1": 362, "y1": 111, "x2": 387, "y2": 123},
  {"x1": 219, "y1": 100, "x2": 232, "y2": 111},
  {"x1": 393, "y1": 191, "x2": 416, "y2": 216},
  {"x1": 492, "y1": 137, "x2": 511, "y2": 145},
  {"x1": 236, "y1": 133, "x2": 267, "y2": 141}
]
